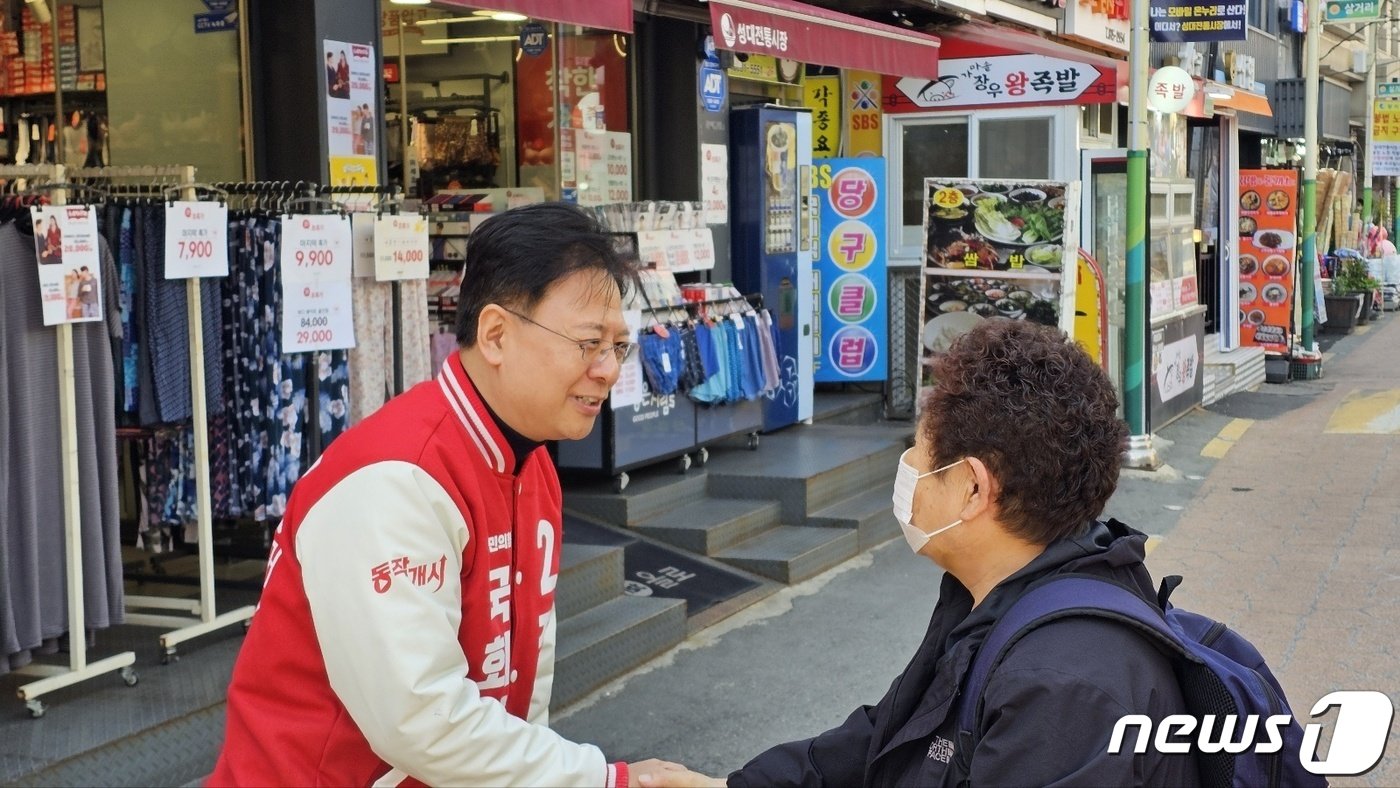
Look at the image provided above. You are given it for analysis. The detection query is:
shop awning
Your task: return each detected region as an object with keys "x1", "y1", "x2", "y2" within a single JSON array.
[
  {"x1": 883, "y1": 20, "x2": 1124, "y2": 113},
  {"x1": 1208, "y1": 83, "x2": 1273, "y2": 117},
  {"x1": 434, "y1": 0, "x2": 633, "y2": 34},
  {"x1": 707, "y1": 0, "x2": 940, "y2": 80}
]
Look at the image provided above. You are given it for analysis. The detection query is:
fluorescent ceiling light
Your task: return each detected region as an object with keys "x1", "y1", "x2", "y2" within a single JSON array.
[
  {"x1": 420, "y1": 35, "x2": 521, "y2": 44},
  {"x1": 417, "y1": 15, "x2": 494, "y2": 25},
  {"x1": 390, "y1": 0, "x2": 432, "y2": 5},
  {"x1": 472, "y1": 9, "x2": 528, "y2": 21}
]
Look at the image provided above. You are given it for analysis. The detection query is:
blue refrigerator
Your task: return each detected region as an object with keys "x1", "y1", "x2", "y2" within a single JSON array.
[{"x1": 730, "y1": 105, "x2": 815, "y2": 433}]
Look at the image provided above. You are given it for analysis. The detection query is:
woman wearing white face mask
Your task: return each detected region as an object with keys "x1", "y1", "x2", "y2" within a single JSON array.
[{"x1": 657, "y1": 320, "x2": 1201, "y2": 788}]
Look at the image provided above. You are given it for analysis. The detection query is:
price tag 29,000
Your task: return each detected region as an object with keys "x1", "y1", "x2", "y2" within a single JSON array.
[
  {"x1": 164, "y1": 201, "x2": 229, "y2": 279},
  {"x1": 280, "y1": 214, "x2": 356, "y2": 352}
]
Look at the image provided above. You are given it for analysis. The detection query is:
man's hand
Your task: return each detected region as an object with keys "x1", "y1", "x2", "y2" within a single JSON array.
[{"x1": 632, "y1": 761, "x2": 726, "y2": 788}]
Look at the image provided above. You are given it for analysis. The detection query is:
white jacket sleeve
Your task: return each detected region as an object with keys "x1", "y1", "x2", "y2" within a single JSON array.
[
  {"x1": 296, "y1": 461, "x2": 608, "y2": 787},
  {"x1": 528, "y1": 608, "x2": 556, "y2": 726}
]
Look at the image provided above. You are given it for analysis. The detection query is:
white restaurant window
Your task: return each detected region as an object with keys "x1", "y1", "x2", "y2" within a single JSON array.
[{"x1": 889, "y1": 110, "x2": 1063, "y2": 260}]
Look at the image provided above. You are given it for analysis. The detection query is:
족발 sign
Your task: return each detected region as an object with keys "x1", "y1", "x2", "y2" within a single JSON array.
[
  {"x1": 886, "y1": 54, "x2": 1118, "y2": 111},
  {"x1": 1150, "y1": 0, "x2": 1248, "y2": 42}
]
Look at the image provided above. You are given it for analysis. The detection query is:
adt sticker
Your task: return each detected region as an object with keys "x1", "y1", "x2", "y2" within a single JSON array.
[
  {"x1": 699, "y1": 65, "x2": 727, "y2": 113},
  {"x1": 519, "y1": 22, "x2": 548, "y2": 57}
]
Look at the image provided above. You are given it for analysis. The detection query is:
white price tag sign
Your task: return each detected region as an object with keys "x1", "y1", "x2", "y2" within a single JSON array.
[
  {"x1": 374, "y1": 214, "x2": 430, "y2": 281},
  {"x1": 283, "y1": 280, "x2": 357, "y2": 352},
  {"x1": 280, "y1": 214, "x2": 352, "y2": 284},
  {"x1": 281, "y1": 214, "x2": 355, "y2": 352},
  {"x1": 351, "y1": 213, "x2": 376, "y2": 278},
  {"x1": 164, "y1": 201, "x2": 229, "y2": 278}
]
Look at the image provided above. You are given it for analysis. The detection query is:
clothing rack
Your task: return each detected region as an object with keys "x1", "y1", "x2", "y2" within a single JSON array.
[
  {"x1": 2, "y1": 164, "x2": 140, "y2": 718},
  {"x1": 71, "y1": 165, "x2": 257, "y2": 664}
]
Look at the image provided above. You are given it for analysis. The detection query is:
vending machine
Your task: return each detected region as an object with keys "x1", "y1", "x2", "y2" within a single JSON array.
[{"x1": 730, "y1": 105, "x2": 815, "y2": 432}]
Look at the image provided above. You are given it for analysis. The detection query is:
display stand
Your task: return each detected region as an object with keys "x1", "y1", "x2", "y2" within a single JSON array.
[
  {"x1": 71, "y1": 166, "x2": 256, "y2": 663},
  {"x1": 3, "y1": 164, "x2": 139, "y2": 717}
]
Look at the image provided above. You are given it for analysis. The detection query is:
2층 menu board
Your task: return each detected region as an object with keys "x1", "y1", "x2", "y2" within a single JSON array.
[{"x1": 1237, "y1": 170, "x2": 1298, "y2": 352}]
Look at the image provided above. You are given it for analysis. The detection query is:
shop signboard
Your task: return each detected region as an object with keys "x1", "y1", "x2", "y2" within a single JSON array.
[
  {"x1": 1324, "y1": 0, "x2": 1381, "y2": 21},
  {"x1": 1237, "y1": 170, "x2": 1298, "y2": 352},
  {"x1": 30, "y1": 205, "x2": 103, "y2": 326},
  {"x1": 885, "y1": 54, "x2": 1118, "y2": 112},
  {"x1": 814, "y1": 159, "x2": 887, "y2": 382},
  {"x1": 323, "y1": 40, "x2": 379, "y2": 191},
  {"x1": 1371, "y1": 100, "x2": 1400, "y2": 176},
  {"x1": 1149, "y1": 0, "x2": 1247, "y2": 42},
  {"x1": 845, "y1": 70, "x2": 882, "y2": 157},
  {"x1": 726, "y1": 54, "x2": 803, "y2": 87},
  {"x1": 919, "y1": 179, "x2": 1078, "y2": 398},
  {"x1": 803, "y1": 76, "x2": 841, "y2": 159},
  {"x1": 1063, "y1": 0, "x2": 1130, "y2": 54},
  {"x1": 1379, "y1": 82, "x2": 1400, "y2": 97}
]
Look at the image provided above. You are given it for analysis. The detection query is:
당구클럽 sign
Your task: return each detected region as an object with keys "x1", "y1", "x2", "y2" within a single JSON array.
[{"x1": 814, "y1": 159, "x2": 887, "y2": 382}]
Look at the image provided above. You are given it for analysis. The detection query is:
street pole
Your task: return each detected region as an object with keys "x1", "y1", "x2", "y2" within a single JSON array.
[
  {"x1": 1365, "y1": 23, "x2": 1376, "y2": 228},
  {"x1": 1301, "y1": 0, "x2": 1320, "y2": 352},
  {"x1": 1123, "y1": 0, "x2": 1158, "y2": 469}
]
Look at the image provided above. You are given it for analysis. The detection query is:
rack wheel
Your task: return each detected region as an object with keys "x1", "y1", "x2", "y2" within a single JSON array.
[
  {"x1": 677, "y1": 454, "x2": 692, "y2": 473},
  {"x1": 26, "y1": 700, "x2": 46, "y2": 719},
  {"x1": 162, "y1": 648, "x2": 180, "y2": 665},
  {"x1": 613, "y1": 472, "x2": 629, "y2": 494},
  {"x1": 696, "y1": 447, "x2": 709, "y2": 466},
  {"x1": 121, "y1": 667, "x2": 139, "y2": 687},
  {"x1": 747, "y1": 433, "x2": 761, "y2": 451}
]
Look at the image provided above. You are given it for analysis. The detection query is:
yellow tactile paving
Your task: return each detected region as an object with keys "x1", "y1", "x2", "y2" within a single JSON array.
[
  {"x1": 1325, "y1": 388, "x2": 1400, "y2": 434},
  {"x1": 1200, "y1": 418, "x2": 1254, "y2": 458},
  {"x1": 1144, "y1": 535, "x2": 1163, "y2": 556}
]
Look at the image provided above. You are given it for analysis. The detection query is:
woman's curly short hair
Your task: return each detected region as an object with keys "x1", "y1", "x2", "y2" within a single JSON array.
[{"x1": 919, "y1": 319, "x2": 1127, "y2": 544}]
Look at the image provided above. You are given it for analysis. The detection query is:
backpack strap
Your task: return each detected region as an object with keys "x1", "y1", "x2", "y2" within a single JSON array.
[{"x1": 956, "y1": 574, "x2": 1196, "y2": 734}]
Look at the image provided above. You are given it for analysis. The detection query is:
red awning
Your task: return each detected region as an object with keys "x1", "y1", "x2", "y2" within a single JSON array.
[
  {"x1": 434, "y1": 0, "x2": 633, "y2": 34},
  {"x1": 883, "y1": 20, "x2": 1124, "y2": 113},
  {"x1": 708, "y1": 0, "x2": 940, "y2": 80}
]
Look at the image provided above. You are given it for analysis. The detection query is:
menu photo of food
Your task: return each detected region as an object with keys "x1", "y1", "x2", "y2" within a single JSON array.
[
  {"x1": 925, "y1": 179, "x2": 1070, "y2": 273},
  {"x1": 1237, "y1": 170, "x2": 1298, "y2": 352}
]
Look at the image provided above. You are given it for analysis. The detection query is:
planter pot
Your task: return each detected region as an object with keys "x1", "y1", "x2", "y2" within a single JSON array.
[{"x1": 1324, "y1": 294, "x2": 1363, "y2": 333}]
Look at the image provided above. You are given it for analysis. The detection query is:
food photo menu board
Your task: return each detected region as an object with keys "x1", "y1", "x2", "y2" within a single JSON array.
[
  {"x1": 919, "y1": 179, "x2": 1077, "y2": 395},
  {"x1": 1237, "y1": 170, "x2": 1298, "y2": 352}
]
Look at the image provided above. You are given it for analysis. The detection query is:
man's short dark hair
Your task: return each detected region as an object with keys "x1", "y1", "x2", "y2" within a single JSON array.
[
  {"x1": 919, "y1": 319, "x2": 1127, "y2": 544},
  {"x1": 454, "y1": 202, "x2": 632, "y2": 347}
]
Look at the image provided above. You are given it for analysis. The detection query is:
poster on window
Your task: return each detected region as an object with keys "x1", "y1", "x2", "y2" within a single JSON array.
[
  {"x1": 1237, "y1": 170, "x2": 1297, "y2": 352},
  {"x1": 815, "y1": 159, "x2": 887, "y2": 382},
  {"x1": 31, "y1": 205, "x2": 103, "y2": 326},
  {"x1": 323, "y1": 40, "x2": 378, "y2": 189},
  {"x1": 919, "y1": 179, "x2": 1078, "y2": 398}
]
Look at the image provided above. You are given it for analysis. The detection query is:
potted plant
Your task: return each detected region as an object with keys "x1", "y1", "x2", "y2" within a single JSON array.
[{"x1": 1325, "y1": 258, "x2": 1374, "y2": 332}]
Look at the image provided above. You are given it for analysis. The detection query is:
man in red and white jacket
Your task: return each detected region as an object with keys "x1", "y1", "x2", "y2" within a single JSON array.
[{"x1": 210, "y1": 204, "x2": 683, "y2": 787}]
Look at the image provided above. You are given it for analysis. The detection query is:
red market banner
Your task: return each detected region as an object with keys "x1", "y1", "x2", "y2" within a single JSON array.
[
  {"x1": 1237, "y1": 170, "x2": 1298, "y2": 352},
  {"x1": 709, "y1": 0, "x2": 940, "y2": 81}
]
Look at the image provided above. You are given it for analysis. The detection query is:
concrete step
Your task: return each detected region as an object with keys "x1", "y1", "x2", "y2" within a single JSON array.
[
  {"x1": 632, "y1": 498, "x2": 782, "y2": 556},
  {"x1": 564, "y1": 470, "x2": 708, "y2": 526},
  {"x1": 807, "y1": 485, "x2": 899, "y2": 551},
  {"x1": 810, "y1": 390, "x2": 885, "y2": 426},
  {"x1": 557, "y1": 542, "x2": 624, "y2": 621},
  {"x1": 714, "y1": 525, "x2": 859, "y2": 585},
  {"x1": 553, "y1": 595, "x2": 687, "y2": 710},
  {"x1": 705, "y1": 423, "x2": 910, "y2": 522}
]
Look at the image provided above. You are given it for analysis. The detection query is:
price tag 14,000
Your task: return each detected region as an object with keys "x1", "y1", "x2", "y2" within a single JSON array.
[
  {"x1": 164, "y1": 201, "x2": 229, "y2": 279},
  {"x1": 374, "y1": 214, "x2": 430, "y2": 281},
  {"x1": 280, "y1": 214, "x2": 356, "y2": 352}
]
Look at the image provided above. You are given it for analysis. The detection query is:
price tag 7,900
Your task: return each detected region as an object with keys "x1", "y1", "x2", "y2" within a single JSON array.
[{"x1": 164, "y1": 201, "x2": 230, "y2": 279}]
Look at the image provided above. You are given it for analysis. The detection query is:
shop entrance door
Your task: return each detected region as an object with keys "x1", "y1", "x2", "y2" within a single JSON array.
[{"x1": 1081, "y1": 149, "x2": 1128, "y2": 412}]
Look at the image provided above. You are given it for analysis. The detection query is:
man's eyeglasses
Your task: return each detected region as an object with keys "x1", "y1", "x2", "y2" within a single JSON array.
[{"x1": 502, "y1": 307, "x2": 636, "y2": 365}]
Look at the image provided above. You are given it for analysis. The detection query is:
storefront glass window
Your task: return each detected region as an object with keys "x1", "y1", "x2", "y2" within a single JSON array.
[
  {"x1": 900, "y1": 121, "x2": 968, "y2": 246},
  {"x1": 978, "y1": 118, "x2": 1052, "y2": 179}
]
